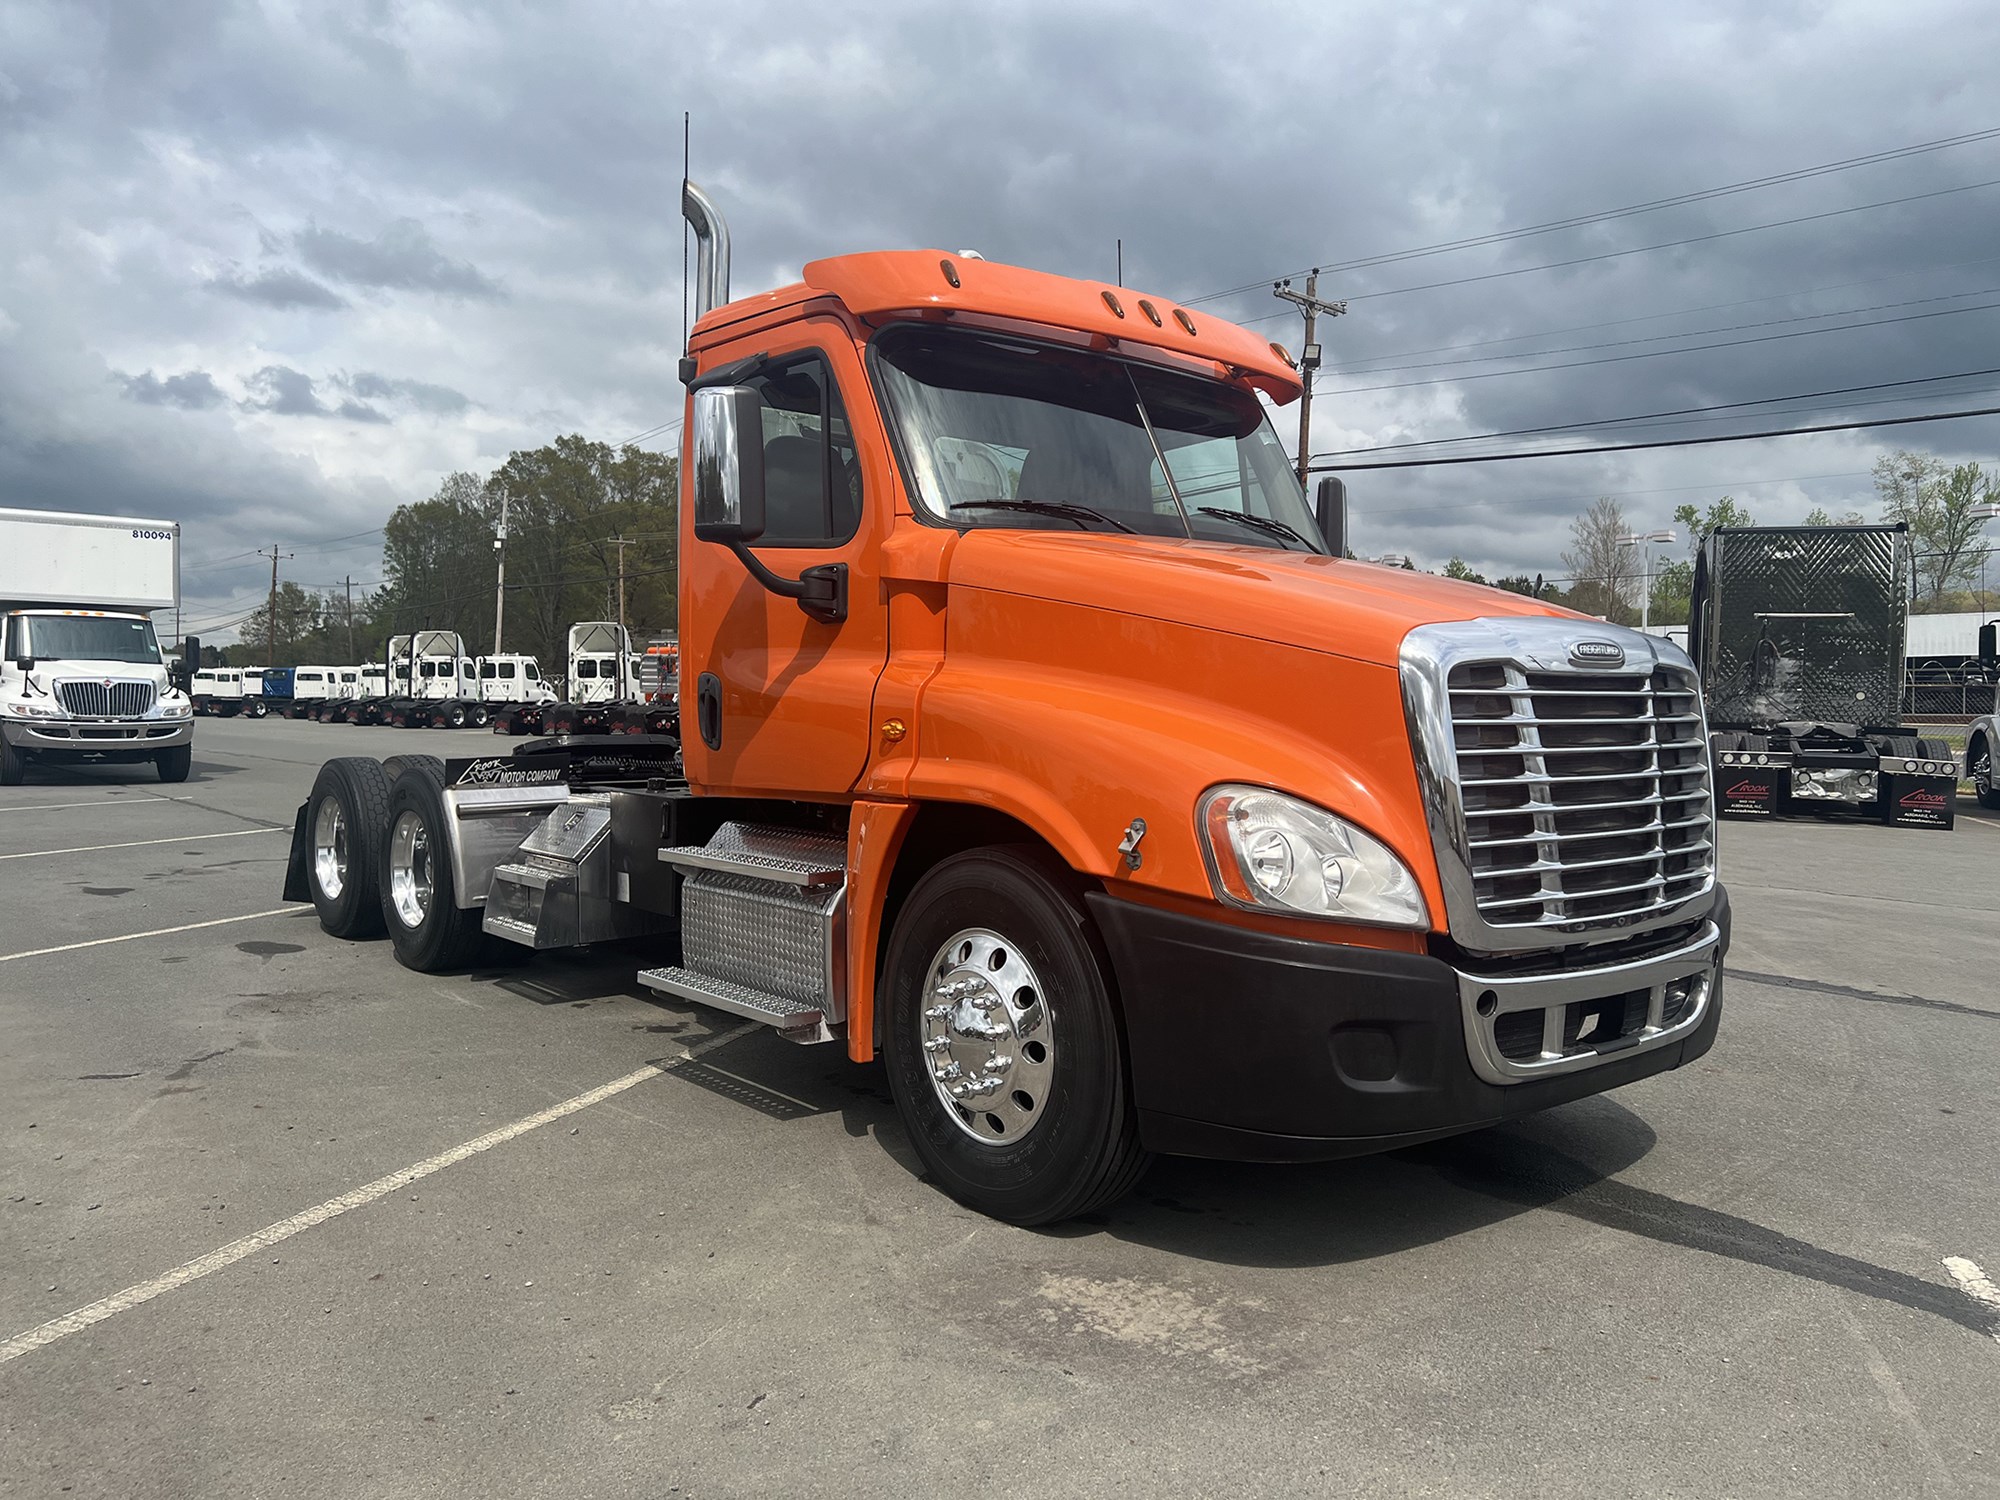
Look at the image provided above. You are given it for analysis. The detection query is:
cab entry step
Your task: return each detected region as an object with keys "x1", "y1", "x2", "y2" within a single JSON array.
[
  {"x1": 638, "y1": 966, "x2": 827, "y2": 1040},
  {"x1": 659, "y1": 822, "x2": 844, "y2": 886}
]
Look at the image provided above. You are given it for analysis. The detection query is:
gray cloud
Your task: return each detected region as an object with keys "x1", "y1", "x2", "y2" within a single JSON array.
[
  {"x1": 205, "y1": 266, "x2": 347, "y2": 310},
  {"x1": 7, "y1": 0, "x2": 2000, "y2": 632},
  {"x1": 239, "y1": 365, "x2": 387, "y2": 424},
  {"x1": 343, "y1": 371, "x2": 470, "y2": 415},
  {"x1": 296, "y1": 219, "x2": 501, "y2": 299},
  {"x1": 122, "y1": 369, "x2": 224, "y2": 409}
]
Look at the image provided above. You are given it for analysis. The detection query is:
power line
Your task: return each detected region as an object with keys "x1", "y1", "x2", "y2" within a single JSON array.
[
  {"x1": 1316, "y1": 365, "x2": 2000, "y2": 457},
  {"x1": 1231, "y1": 175, "x2": 2000, "y2": 332},
  {"x1": 1189, "y1": 125, "x2": 2000, "y2": 305},
  {"x1": 1324, "y1": 297, "x2": 2000, "y2": 395},
  {"x1": 1325, "y1": 283, "x2": 2000, "y2": 380},
  {"x1": 1312, "y1": 404, "x2": 2000, "y2": 472}
]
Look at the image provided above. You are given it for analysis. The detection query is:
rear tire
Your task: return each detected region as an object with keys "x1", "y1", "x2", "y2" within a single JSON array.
[
  {"x1": 881, "y1": 846, "x2": 1151, "y2": 1226},
  {"x1": 155, "y1": 745, "x2": 192, "y2": 783},
  {"x1": 380, "y1": 762, "x2": 486, "y2": 972},
  {"x1": 443, "y1": 701, "x2": 468, "y2": 729},
  {"x1": 305, "y1": 757, "x2": 393, "y2": 938},
  {"x1": 0, "y1": 736, "x2": 26, "y2": 786},
  {"x1": 248, "y1": 698, "x2": 268, "y2": 719}
]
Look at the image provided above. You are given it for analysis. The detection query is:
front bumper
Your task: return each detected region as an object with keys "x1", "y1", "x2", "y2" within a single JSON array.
[
  {"x1": 3, "y1": 717, "x2": 193, "y2": 755},
  {"x1": 1088, "y1": 886, "x2": 1729, "y2": 1162}
]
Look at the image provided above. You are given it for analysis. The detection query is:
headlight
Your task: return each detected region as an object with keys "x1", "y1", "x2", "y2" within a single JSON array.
[
  {"x1": 4, "y1": 701, "x2": 61, "y2": 718},
  {"x1": 1198, "y1": 785, "x2": 1429, "y2": 928}
]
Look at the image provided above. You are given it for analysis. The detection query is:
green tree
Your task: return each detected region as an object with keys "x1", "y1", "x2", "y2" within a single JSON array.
[
  {"x1": 235, "y1": 581, "x2": 324, "y2": 666},
  {"x1": 1671, "y1": 495, "x2": 1754, "y2": 551},
  {"x1": 1648, "y1": 558, "x2": 1694, "y2": 626},
  {"x1": 1874, "y1": 451, "x2": 1996, "y2": 607},
  {"x1": 1803, "y1": 506, "x2": 1866, "y2": 526},
  {"x1": 1443, "y1": 556, "x2": 1488, "y2": 584}
]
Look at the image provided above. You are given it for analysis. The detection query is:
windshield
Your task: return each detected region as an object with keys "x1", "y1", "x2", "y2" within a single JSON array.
[
  {"x1": 870, "y1": 326, "x2": 1322, "y2": 552},
  {"x1": 12, "y1": 614, "x2": 163, "y2": 664}
]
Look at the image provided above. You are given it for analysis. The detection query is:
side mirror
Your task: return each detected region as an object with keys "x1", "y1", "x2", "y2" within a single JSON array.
[
  {"x1": 13, "y1": 656, "x2": 33, "y2": 673},
  {"x1": 1314, "y1": 477, "x2": 1347, "y2": 557},
  {"x1": 1981, "y1": 621, "x2": 1997, "y2": 668},
  {"x1": 691, "y1": 386, "x2": 767, "y2": 545}
]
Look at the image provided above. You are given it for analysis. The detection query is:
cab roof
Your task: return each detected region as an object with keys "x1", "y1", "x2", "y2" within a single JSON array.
[{"x1": 691, "y1": 250, "x2": 1303, "y2": 402}]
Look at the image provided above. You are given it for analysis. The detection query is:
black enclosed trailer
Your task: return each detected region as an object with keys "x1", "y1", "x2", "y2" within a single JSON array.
[{"x1": 1689, "y1": 523, "x2": 1957, "y2": 828}]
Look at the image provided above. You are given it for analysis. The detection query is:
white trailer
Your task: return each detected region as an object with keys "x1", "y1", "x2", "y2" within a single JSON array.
[{"x1": 1, "y1": 507, "x2": 193, "y2": 784}]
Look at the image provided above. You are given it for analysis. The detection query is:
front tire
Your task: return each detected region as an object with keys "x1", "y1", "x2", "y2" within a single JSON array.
[
  {"x1": 0, "y1": 736, "x2": 26, "y2": 786},
  {"x1": 380, "y1": 761, "x2": 486, "y2": 972},
  {"x1": 1970, "y1": 735, "x2": 2000, "y2": 810},
  {"x1": 305, "y1": 757, "x2": 393, "y2": 938},
  {"x1": 155, "y1": 745, "x2": 192, "y2": 783},
  {"x1": 881, "y1": 847, "x2": 1150, "y2": 1226}
]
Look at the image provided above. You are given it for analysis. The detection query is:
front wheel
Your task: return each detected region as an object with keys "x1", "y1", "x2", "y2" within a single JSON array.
[
  {"x1": 380, "y1": 762, "x2": 486, "y2": 971},
  {"x1": 248, "y1": 698, "x2": 269, "y2": 719},
  {"x1": 881, "y1": 847, "x2": 1150, "y2": 1226},
  {"x1": 155, "y1": 745, "x2": 192, "y2": 783},
  {"x1": 1970, "y1": 735, "x2": 2000, "y2": 810},
  {"x1": 0, "y1": 735, "x2": 26, "y2": 786}
]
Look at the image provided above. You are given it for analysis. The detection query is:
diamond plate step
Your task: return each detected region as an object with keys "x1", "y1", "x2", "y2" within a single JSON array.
[
  {"x1": 659, "y1": 822, "x2": 844, "y2": 888},
  {"x1": 638, "y1": 966, "x2": 826, "y2": 1034}
]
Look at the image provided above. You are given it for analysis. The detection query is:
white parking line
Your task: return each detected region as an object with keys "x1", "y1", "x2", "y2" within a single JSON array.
[
  {"x1": 0, "y1": 797, "x2": 196, "y2": 813},
  {"x1": 0, "y1": 827, "x2": 279, "y2": 861},
  {"x1": 1943, "y1": 1257, "x2": 2000, "y2": 1343},
  {"x1": 0, "y1": 907, "x2": 307, "y2": 964},
  {"x1": 0, "y1": 1023, "x2": 758, "y2": 1365}
]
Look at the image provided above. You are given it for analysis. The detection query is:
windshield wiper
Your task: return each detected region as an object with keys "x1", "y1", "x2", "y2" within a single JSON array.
[
  {"x1": 948, "y1": 498, "x2": 1135, "y2": 534},
  {"x1": 1194, "y1": 507, "x2": 1316, "y2": 550}
]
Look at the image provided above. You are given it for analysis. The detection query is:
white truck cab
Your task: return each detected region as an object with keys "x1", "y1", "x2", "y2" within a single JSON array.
[
  {"x1": 1, "y1": 508, "x2": 192, "y2": 785},
  {"x1": 567, "y1": 622, "x2": 639, "y2": 703},
  {"x1": 477, "y1": 653, "x2": 556, "y2": 705}
]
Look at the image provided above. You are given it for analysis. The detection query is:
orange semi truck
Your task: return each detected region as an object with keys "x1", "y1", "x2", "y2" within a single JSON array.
[{"x1": 283, "y1": 184, "x2": 1728, "y2": 1225}]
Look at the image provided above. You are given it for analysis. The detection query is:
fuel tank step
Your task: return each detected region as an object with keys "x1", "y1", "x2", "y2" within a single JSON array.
[
  {"x1": 660, "y1": 822, "x2": 844, "y2": 887},
  {"x1": 638, "y1": 966, "x2": 828, "y2": 1042}
]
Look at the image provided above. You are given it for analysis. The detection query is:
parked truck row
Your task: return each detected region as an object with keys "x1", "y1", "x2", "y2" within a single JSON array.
[{"x1": 187, "y1": 623, "x2": 679, "y2": 736}]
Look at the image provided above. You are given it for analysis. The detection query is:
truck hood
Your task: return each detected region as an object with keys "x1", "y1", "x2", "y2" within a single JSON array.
[{"x1": 945, "y1": 531, "x2": 1579, "y2": 668}]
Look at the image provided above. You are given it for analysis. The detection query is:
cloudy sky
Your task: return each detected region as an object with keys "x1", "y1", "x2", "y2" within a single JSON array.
[{"x1": 5, "y1": 0, "x2": 2000, "y2": 639}]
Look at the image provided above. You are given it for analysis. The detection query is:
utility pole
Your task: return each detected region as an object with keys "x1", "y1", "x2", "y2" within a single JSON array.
[
  {"x1": 344, "y1": 576, "x2": 355, "y2": 663},
  {"x1": 1273, "y1": 270, "x2": 1347, "y2": 491},
  {"x1": 258, "y1": 544, "x2": 293, "y2": 668},
  {"x1": 610, "y1": 534, "x2": 633, "y2": 695},
  {"x1": 493, "y1": 489, "x2": 510, "y2": 655}
]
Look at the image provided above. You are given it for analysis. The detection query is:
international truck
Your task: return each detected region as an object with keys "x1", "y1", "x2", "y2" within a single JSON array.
[
  {"x1": 1692, "y1": 524, "x2": 1957, "y2": 828},
  {"x1": 1, "y1": 506, "x2": 194, "y2": 785},
  {"x1": 282, "y1": 183, "x2": 1729, "y2": 1225}
]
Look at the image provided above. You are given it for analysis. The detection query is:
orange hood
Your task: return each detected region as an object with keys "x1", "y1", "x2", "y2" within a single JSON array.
[{"x1": 945, "y1": 531, "x2": 1579, "y2": 667}]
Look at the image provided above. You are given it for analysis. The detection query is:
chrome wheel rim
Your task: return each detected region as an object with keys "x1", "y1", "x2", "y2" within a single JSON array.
[
  {"x1": 311, "y1": 796, "x2": 347, "y2": 901},
  {"x1": 1974, "y1": 745, "x2": 1991, "y2": 788},
  {"x1": 387, "y1": 809, "x2": 433, "y2": 929},
  {"x1": 920, "y1": 927, "x2": 1055, "y2": 1146}
]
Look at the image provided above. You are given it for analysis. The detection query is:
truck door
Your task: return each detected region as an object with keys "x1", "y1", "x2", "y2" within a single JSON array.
[{"x1": 681, "y1": 329, "x2": 889, "y2": 798}]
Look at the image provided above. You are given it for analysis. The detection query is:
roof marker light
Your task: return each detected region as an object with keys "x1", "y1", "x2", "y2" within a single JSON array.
[
  {"x1": 1101, "y1": 290, "x2": 1126, "y2": 318},
  {"x1": 1173, "y1": 308, "x2": 1197, "y2": 335},
  {"x1": 939, "y1": 258, "x2": 960, "y2": 288},
  {"x1": 1137, "y1": 298, "x2": 1164, "y2": 327}
]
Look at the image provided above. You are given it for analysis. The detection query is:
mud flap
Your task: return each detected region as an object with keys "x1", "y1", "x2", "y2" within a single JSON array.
[{"x1": 281, "y1": 800, "x2": 312, "y2": 902}]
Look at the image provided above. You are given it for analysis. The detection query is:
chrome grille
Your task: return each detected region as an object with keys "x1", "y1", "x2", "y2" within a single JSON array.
[
  {"x1": 55, "y1": 679, "x2": 156, "y2": 717},
  {"x1": 1448, "y1": 661, "x2": 1712, "y2": 930}
]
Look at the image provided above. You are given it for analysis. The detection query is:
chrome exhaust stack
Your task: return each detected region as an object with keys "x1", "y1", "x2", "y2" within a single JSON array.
[{"x1": 681, "y1": 179, "x2": 731, "y2": 317}]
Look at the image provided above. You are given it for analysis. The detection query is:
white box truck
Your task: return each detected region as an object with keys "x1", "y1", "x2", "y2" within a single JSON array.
[{"x1": 0, "y1": 507, "x2": 194, "y2": 784}]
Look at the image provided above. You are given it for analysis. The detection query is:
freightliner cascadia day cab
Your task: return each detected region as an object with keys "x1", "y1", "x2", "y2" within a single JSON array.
[
  {"x1": 284, "y1": 185, "x2": 1729, "y2": 1224},
  {"x1": 1, "y1": 507, "x2": 194, "y2": 785}
]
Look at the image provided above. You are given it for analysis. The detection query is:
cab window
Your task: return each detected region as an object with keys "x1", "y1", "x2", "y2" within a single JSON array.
[{"x1": 745, "y1": 355, "x2": 860, "y2": 549}]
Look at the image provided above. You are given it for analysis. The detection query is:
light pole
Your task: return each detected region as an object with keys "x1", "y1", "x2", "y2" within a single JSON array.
[{"x1": 1617, "y1": 529, "x2": 1677, "y2": 631}]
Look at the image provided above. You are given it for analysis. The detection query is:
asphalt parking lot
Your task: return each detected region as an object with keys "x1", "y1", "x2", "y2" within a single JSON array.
[{"x1": 2, "y1": 716, "x2": 1997, "y2": 1498}]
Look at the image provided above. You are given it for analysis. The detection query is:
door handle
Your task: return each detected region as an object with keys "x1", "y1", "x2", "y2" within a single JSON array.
[{"x1": 697, "y1": 672, "x2": 722, "y2": 750}]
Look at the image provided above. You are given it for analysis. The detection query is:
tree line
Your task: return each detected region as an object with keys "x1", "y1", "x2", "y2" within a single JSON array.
[
  {"x1": 1440, "y1": 449, "x2": 1999, "y2": 628},
  {"x1": 216, "y1": 436, "x2": 678, "y2": 669}
]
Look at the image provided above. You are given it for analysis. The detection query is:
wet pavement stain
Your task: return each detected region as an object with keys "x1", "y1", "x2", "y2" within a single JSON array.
[{"x1": 81, "y1": 886, "x2": 132, "y2": 897}]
